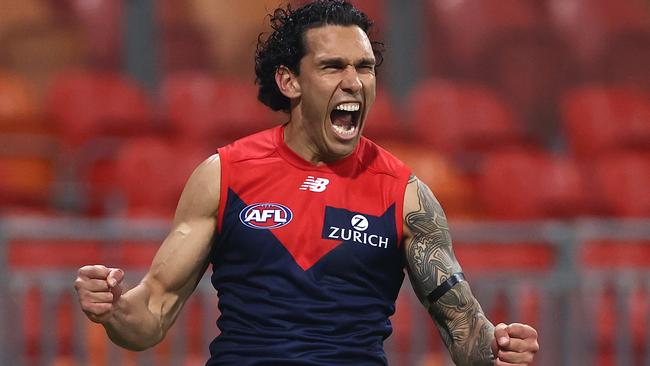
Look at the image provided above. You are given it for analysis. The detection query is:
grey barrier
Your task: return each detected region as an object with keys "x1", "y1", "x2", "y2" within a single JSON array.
[{"x1": 1, "y1": 215, "x2": 649, "y2": 365}]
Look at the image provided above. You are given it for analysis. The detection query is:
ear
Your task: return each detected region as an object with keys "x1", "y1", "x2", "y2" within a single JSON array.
[{"x1": 275, "y1": 66, "x2": 301, "y2": 99}]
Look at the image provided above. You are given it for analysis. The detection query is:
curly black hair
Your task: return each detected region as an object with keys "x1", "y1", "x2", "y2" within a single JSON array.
[{"x1": 255, "y1": 0, "x2": 384, "y2": 112}]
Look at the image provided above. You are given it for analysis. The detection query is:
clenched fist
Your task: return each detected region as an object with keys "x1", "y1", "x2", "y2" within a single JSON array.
[
  {"x1": 74, "y1": 265, "x2": 125, "y2": 323},
  {"x1": 492, "y1": 322, "x2": 539, "y2": 365}
]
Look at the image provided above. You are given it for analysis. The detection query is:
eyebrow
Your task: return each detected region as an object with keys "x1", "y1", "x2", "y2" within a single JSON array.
[{"x1": 316, "y1": 56, "x2": 376, "y2": 67}]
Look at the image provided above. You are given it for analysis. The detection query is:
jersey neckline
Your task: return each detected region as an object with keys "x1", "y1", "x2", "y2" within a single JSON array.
[{"x1": 274, "y1": 124, "x2": 362, "y2": 174}]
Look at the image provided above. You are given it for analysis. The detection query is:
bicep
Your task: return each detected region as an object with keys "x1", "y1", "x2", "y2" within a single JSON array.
[
  {"x1": 142, "y1": 154, "x2": 221, "y2": 318},
  {"x1": 402, "y1": 174, "x2": 462, "y2": 303}
]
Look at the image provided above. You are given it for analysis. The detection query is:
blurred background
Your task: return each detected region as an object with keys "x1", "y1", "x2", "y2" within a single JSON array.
[{"x1": 0, "y1": 0, "x2": 649, "y2": 365}]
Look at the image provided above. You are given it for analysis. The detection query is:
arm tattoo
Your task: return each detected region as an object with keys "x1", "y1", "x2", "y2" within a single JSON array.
[{"x1": 405, "y1": 175, "x2": 495, "y2": 365}]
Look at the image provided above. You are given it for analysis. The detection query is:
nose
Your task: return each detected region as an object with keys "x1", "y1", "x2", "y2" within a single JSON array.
[{"x1": 340, "y1": 66, "x2": 362, "y2": 94}]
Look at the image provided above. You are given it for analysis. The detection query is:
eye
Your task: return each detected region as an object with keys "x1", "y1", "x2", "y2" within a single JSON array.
[{"x1": 357, "y1": 65, "x2": 375, "y2": 73}]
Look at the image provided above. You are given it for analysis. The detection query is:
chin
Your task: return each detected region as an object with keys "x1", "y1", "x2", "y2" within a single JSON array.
[{"x1": 327, "y1": 137, "x2": 360, "y2": 159}]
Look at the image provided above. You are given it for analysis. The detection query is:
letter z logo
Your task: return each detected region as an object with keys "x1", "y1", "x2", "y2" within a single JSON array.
[{"x1": 299, "y1": 176, "x2": 330, "y2": 192}]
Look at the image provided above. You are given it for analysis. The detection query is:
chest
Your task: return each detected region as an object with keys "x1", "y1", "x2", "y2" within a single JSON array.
[{"x1": 220, "y1": 163, "x2": 403, "y2": 272}]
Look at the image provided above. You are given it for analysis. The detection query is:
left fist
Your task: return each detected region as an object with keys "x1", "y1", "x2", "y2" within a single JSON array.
[{"x1": 492, "y1": 322, "x2": 539, "y2": 365}]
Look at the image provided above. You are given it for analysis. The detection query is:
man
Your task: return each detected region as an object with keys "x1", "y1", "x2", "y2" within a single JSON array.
[{"x1": 74, "y1": 1, "x2": 539, "y2": 365}]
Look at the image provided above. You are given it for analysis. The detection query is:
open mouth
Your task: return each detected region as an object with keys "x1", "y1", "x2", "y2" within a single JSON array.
[{"x1": 329, "y1": 102, "x2": 361, "y2": 140}]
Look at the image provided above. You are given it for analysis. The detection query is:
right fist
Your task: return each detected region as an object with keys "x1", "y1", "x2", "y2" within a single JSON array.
[{"x1": 74, "y1": 265, "x2": 124, "y2": 323}]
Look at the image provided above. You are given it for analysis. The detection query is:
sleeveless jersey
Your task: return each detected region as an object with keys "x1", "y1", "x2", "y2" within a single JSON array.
[{"x1": 206, "y1": 125, "x2": 412, "y2": 366}]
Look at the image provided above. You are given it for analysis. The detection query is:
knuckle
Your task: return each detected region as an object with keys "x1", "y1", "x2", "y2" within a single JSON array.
[{"x1": 532, "y1": 340, "x2": 540, "y2": 352}]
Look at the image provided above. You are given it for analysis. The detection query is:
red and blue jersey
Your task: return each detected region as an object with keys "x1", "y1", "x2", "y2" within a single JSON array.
[{"x1": 206, "y1": 125, "x2": 411, "y2": 365}]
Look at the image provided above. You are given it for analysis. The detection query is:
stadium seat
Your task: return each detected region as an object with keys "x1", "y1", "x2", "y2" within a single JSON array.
[
  {"x1": 407, "y1": 79, "x2": 524, "y2": 156},
  {"x1": 0, "y1": 72, "x2": 59, "y2": 209},
  {"x1": 159, "y1": 24, "x2": 211, "y2": 74},
  {"x1": 214, "y1": 78, "x2": 281, "y2": 140},
  {"x1": 114, "y1": 137, "x2": 206, "y2": 218},
  {"x1": 547, "y1": 0, "x2": 650, "y2": 79},
  {"x1": 161, "y1": 72, "x2": 280, "y2": 147},
  {"x1": 0, "y1": 71, "x2": 45, "y2": 133},
  {"x1": 426, "y1": 0, "x2": 542, "y2": 74},
  {"x1": 0, "y1": 0, "x2": 52, "y2": 38},
  {"x1": 477, "y1": 30, "x2": 575, "y2": 147},
  {"x1": 477, "y1": 150, "x2": 589, "y2": 219},
  {"x1": 380, "y1": 141, "x2": 478, "y2": 218},
  {"x1": 48, "y1": 0, "x2": 123, "y2": 68},
  {"x1": 0, "y1": 20, "x2": 89, "y2": 101},
  {"x1": 185, "y1": 0, "x2": 283, "y2": 78},
  {"x1": 361, "y1": 89, "x2": 403, "y2": 143},
  {"x1": 48, "y1": 70, "x2": 155, "y2": 147},
  {"x1": 589, "y1": 151, "x2": 650, "y2": 217},
  {"x1": 561, "y1": 86, "x2": 650, "y2": 157},
  {"x1": 0, "y1": 156, "x2": 55, "y2": 208}
]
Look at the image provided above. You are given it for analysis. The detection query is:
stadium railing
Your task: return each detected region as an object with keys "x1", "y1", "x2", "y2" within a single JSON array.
[{"x1": 0, "y1": 215, "x2": 649, "y2": 366}]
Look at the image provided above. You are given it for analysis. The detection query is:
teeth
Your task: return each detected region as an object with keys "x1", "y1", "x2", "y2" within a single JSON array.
[
  {"x1": 335, "y1": 102, "x2": 360, "y2": 112},
  {"x1": 332, "y1": 124, "x2": 357, "y2": 136}
]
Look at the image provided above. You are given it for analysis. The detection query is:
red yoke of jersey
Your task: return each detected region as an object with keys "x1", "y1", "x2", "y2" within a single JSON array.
[{"x1": 216, "y1": 125, "x2": 411, "y2": 270}]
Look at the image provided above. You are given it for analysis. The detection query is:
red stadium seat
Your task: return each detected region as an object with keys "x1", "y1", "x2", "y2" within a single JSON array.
[
  {"x1": 49, "y1": 0, "x2": 123, "y2": 68},
  {"x1": 561, "y1": 86, "x2": 650, "y2": 157},
  {"x1": 362, "y1": 89, "x2": 403, "y2": 143},
  {"x1": 407, "y1": 79, "x2": 524, "y2": 155},
  {"x1": 161, "y1": 72, "x2": 280, "y2": 147},
  {"x1": 547, "y1": 0, "x2": 650, "y2": 78},
  {"x1": 477, "y1": 150, "x2": 590, "y2": 219},
  {"x1": 589, "y1": 151, "x2": 650, "y2": 217},
  {"x1": 426, "y1": 0, "x2": 542, "y2": 73},
  {"x1": 0, "y1": 154, "x2": 56, "y2": 209},
  {"x1": 48, "y1": 70, "x2": 155, "y2": 147},
  {"x1": 160, "y1": 72, "x2": 219, "y2": 144},
  {"x1": 159, "y1": 24, "x2": 211, "y2": 74},
  {"x1": 114, "y1": 137, "x2": 206, "y2": 218},
  {"x1": 380, "y1": 142, "x2": 478, "y2": 218},
  {"x1": 477, "y1": 30, "x2": 576, "y2": 147}
]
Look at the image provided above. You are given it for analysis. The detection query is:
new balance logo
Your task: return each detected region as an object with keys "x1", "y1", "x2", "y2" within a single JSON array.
[{"x1": 299, "y1": 176, "x2": 330, "y2": 192}]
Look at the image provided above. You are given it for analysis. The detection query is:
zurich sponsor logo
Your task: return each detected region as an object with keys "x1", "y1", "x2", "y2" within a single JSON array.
[
  {"x1": 351, "y1": 214, "x2": 369, "y2": 231},
  {"x1": 239, "y1": 203, "x2": 293, "y2": 229}
]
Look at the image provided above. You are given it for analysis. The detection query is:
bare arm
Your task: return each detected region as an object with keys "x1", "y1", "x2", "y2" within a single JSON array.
[
  {"x1": 75, "y1": 154, "x2": 221, "y2": 351},
  {"x1": 402, "y1": 174, "x2": 495, "y2": 365}
]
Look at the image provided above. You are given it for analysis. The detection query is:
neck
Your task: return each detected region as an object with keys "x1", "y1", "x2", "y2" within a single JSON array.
[{"x1": 283, "y1": 119, "x2": 326, "y2": 165}]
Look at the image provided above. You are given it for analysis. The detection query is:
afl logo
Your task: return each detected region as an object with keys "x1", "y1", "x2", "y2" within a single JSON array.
[{"x1": 239, "y1": 203, "x2": 293, "y2": 229}]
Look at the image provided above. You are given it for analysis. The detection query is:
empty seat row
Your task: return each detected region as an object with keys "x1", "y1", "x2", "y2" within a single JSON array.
[{"x1": 3, "y1": 70, "x2": 649, "y2": 156}]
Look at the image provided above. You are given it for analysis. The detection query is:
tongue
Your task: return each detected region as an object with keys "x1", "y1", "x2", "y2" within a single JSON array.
[{"x1": 330, "y1": 110, "x2": 353, "y2": 127}]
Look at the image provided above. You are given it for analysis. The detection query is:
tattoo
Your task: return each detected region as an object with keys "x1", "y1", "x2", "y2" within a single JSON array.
[{"x1": 405, "y1": 176, "x2": 494, "y2": 365}]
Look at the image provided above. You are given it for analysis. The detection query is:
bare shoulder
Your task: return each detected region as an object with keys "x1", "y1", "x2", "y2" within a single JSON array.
[
  {"x1": 402, "y1": 174, "x2": 448, "y2": 239},
  {"x1": 175, "y1": 154, "x2": 221, "y2": 220}
]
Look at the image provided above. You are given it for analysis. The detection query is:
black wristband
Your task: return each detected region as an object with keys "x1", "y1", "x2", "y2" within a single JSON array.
[{"x1": 427, "y1": 272, "x2": 466, "y2": 303}]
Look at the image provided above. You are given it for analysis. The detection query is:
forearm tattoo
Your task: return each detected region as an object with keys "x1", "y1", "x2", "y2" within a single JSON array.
[{"x1": 405, "y1": 175, "x2": 495, "y2": 365}]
